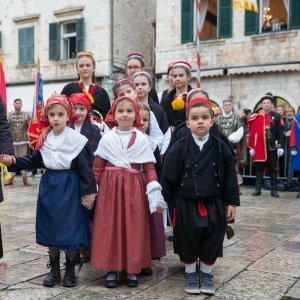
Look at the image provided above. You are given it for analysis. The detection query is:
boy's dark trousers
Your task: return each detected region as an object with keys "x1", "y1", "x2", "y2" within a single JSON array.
[{"x1": 252, "y1": 149, "x2": 279, "y2": 197}]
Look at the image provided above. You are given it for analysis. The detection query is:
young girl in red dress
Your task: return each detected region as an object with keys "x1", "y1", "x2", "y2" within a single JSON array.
[{"x1": 91, "y1": 96, "x2": 166, "y2": 288}]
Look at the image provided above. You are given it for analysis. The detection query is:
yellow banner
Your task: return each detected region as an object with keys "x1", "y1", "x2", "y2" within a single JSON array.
[{"x1": 233, "y1": 0, "x2": 259, "y2": 13}]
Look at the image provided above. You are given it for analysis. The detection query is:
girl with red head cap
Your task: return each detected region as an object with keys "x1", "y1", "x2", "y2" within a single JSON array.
[
  {"x1": 69, "y1": 93, "x2": 101, "y2": 157},
  {"x1": 91, "y1": 96, "x2": 166, "y2": 289},
  {"x1": 9, "y1": 95, "x2": 97, "y2": 288}
]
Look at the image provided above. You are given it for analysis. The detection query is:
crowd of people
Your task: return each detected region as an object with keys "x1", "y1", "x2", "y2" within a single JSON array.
[{"x1": 0, "y1": 51, "x2": 299, "y2": 296}]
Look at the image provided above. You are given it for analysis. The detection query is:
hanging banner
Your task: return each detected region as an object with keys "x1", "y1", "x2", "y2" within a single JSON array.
[{"x1": 233, "y1": 0, "x2": 259, "y2": 13}]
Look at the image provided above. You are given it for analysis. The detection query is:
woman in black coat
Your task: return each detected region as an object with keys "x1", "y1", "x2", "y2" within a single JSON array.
[{"x1": 0, "y1": 99, "x2": 15, "y2": 258}]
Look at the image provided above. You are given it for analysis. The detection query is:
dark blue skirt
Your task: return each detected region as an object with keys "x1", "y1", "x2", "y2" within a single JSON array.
[{"x1": 36, "y1": 169, "x2": 90, "y2": 250}]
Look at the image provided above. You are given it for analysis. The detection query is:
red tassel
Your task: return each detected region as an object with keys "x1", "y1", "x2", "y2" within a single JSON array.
[{"x1": 198, "y1": 201, "x2": 207, "y2": 217}]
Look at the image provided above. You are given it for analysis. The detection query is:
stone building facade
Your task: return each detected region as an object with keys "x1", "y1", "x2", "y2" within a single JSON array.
[
  {"x1": 0, "y1": 0, "x2": 155, "y2": 111},
  {"x1": 155, "y1": 0, "x2": 300, "y2": 112}
]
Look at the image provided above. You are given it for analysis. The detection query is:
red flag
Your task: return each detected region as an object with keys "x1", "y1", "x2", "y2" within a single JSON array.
[
  {"x1": 0, "y1": 53, "x2": 7, "y2": 111},
  {"x1": 28, "y1": 72, "x2": 44, "y2": 148}
]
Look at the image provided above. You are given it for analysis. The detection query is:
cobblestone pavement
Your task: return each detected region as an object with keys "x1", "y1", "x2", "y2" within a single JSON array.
[{"x1": 0, "y1": 176, "x2": 299, "y2": 300}]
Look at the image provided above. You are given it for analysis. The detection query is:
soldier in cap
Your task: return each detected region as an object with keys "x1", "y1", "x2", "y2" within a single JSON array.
[{"x1": 248, "y1": 93, "x2": 284, "y2": 197}]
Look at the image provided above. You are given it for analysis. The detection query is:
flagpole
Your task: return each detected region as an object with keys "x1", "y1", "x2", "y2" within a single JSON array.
[{"x1": 196, "y1": 0, "x2": 201, "y2": 88}]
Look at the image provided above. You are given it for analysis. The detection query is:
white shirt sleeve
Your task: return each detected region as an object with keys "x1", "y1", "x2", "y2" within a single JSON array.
[
  {"x1": 228, "y1": 126, "x2": 244, "y2": 143},
  {"x1": 149, "y1": 111, "x2": 164, "y2": 150},
  {"x1": 161, "y1": 127, "x2": 171, "y2": 155}
]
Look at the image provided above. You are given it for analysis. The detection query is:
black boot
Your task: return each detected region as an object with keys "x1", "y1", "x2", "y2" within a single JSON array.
[
  {"x1": 270, "y1": 173, "x2": 279, "y2": 197},
  {"x1": 252, "y1": 171, "x2": 263, "y2": 196},
  {"x1": 43, "y1": 252, "x2": 61, "y2": 287},
  {"x1": 63, "y1": 251, "x2": 76, "y2": 287}
]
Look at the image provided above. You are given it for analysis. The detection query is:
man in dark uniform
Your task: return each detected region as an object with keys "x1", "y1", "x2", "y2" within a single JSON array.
[{"x1": 248, "y1": 93, "x2": 284, "y2": 197}]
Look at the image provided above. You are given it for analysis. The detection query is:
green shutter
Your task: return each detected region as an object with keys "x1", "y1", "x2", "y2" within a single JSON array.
[
  {"x1": 0, "y1": 31, "x2": 2, "y2": 49},
  {"x1": 181, "y1": 0, "x2": 194, "y2": 43},
  {"x1": 26, "y1": 27, "x2": 34, "y2": 64},
  {"x1": 218, "y1": 0, "x2": 232, "y2": 38},
  {"x1": 76, "y1": 18, "x2": 85, "y2": 54},
  {"x1": 245, "y1": 1, "x2": 259, "y2": 35},
  {"x1": 289, "y1": 0, "x2": 300, "y2": 29},
  {"x1": 49, "y1": 22, "x2": 60, "y2": 60},
  {"x1": 19, "y1": 28, "x2": 26, "y2": 64},
  {"x1": 19, "y1": 27, "x2": 34, "y2": 65}
]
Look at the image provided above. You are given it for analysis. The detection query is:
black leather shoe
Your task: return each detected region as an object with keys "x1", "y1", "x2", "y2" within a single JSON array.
[
  {"x1": 127, "y1": 277, "x2": 138, "y2": 288},
  {"x1": 252, "y1": 189, "x2": 261, "y2": 196},
  {"x1": 271, "y1": 190, "x2": 279, "y2": 197},
  {"x1": 139, "y1": 267, "x2": 153, "y2": 276},
  {"x1": 105, "y1": 272, "x2": 118, "y2": 288}
]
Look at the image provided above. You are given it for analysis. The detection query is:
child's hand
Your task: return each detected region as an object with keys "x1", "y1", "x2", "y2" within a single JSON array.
[
  {"x1": 226, "y1": 205, "x2": 236, "y2": 223},
  {"x1": 155, "y1": 207, "x2": 163, "y2": 213},
  {"x1": 81, "y1": 194, "x2": 96, "y2": 210}
]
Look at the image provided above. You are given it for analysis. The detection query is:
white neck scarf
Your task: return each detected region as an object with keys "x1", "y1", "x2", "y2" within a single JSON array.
[
  {"x1": 222, "y1": 111, "x2": 233, "y2": 118},
  {"x1": 94, "y1": 127, "x2": 156, "y2": 169},
  {"x1": 40, "y1": 127, "x2": 88, "y2": 169}
]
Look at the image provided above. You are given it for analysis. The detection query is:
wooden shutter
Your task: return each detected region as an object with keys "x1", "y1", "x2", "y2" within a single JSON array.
[
  {"x1": 49, "y1": 22, "x2": 60, "y2": 60},
  {"x1": 19, "y1": 27, "x2": 34, "y2": 65},
  {"x1": 289, "y1": 0, "x2": 300, "y2": 29},
  {"x1": 218, "y1": 0, "x2": 232, "y2": 38},
  {"x1": 181, "y1": 0, "x2": 194, "y2": 43},
  {"x1": 26, "y1": 27, "x2": 34, "y2": 64},
  {"x1": 76, "y1": 18, "x2": 85, "y2": 54},
  {"x1": 245, "y1": 1, "x2": 259, "y2": 36}
]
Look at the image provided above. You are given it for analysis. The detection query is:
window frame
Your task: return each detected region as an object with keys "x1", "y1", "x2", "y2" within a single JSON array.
[
  {"x1": 245, "y1": 0, "x2": 299, "y2": 36},
  {"x1": 181, "y1": 0, "x2": 232, "y2": 44},
  {"x1": 49, "y1": 18, "x2": 84, "y2": 61},
  {"x1": 61, "y1": 21, "x2": 77, "y2": 60}
]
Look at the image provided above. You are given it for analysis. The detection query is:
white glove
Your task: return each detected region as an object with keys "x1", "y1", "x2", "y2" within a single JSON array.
[
  {"x1": 146, "y1": 181, "x2": 167, "y2": 213},
  {"x1": 291, "y1": 150, "x2": 297, "y2": 156},
  {"x1": 277, "y1": 148, "x2": 284, "y2": 157},
  {"x1": 249, "y1": 149, "x2": 255, "y2": 157}
]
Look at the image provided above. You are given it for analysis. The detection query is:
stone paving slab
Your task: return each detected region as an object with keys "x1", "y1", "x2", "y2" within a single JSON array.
[
  {"x1": 0, "y1": 181, "x2": 300, "y2": 299},
  {"x1": 212, "y1": 270, "x2": 296, "y2": 300},
  {"x1": 285, "y1": 279, "x2": 300, "y2": 299},
  {"x1": 0, "y1": 250, "x2": 40, "y2": 269},
  {"x1": 0, "y1": 262, "x2": 49, "y2": 285},
  {"x1": 248, "y1": 248, "x2": 300, "y2": 278},
  {"x1": 50, "y1": 279, "x2": 152, "y2": 300},
  {"x1": 124, "y1": 275, "x2": 208, "y2": 300},
  {"x1": 0, "y1": 282, "x2": 67, "y2": 300}
]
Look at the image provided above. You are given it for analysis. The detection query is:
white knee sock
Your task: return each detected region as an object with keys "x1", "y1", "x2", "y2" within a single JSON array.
[
  {"x1": 200, "y1": 262, "x2": 212, "y2": 274},
  {"x1": 185, "y1": 262, "x2": 196, "y2": 273}
]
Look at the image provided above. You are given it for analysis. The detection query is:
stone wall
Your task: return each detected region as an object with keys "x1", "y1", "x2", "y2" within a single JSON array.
[{"x1": 113, "y1": 0, "x2": 156, "y2": 72}]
